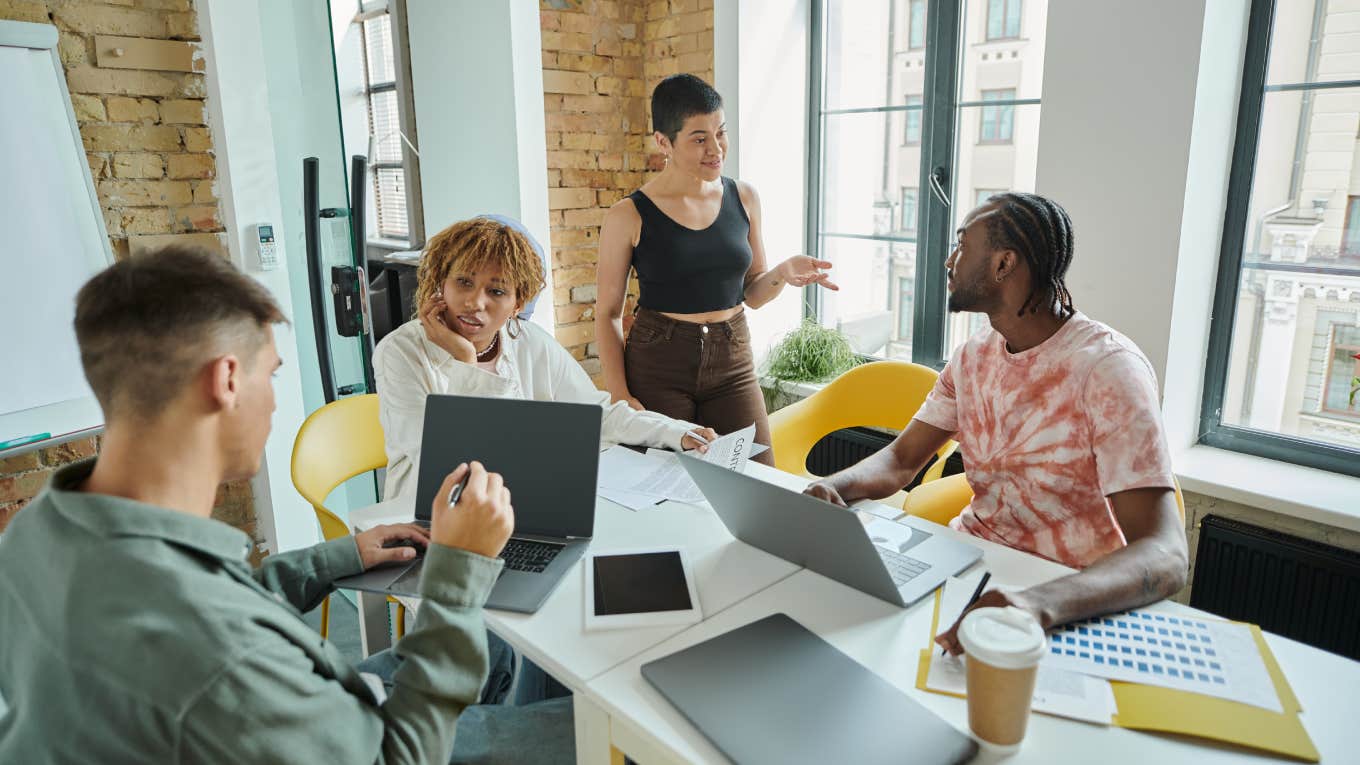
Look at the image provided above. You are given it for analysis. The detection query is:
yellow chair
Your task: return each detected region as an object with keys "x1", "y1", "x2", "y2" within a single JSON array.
[
  {"x1": 767, "y1": 361, "x2": 957, "y2": 495},
  {"x1": 902, "y1": 473, "x2": 1187, "y2": 527},
  {"x1": 291, "y1": 394, "x2": 405, "y2": 640}
]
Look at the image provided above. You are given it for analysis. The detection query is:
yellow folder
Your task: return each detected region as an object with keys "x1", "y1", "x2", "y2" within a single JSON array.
[{"x1": 915, "y1": 589, "x2": 1319, "y2": 762}]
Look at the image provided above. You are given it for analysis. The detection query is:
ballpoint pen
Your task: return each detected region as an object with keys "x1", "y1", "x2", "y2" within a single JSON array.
[{"x1": 942, "y1": 571, "x2": 992, "y2": 656}]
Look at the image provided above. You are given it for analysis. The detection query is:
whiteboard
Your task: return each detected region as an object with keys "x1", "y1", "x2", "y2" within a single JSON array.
[{"x1": 0, "y1": 21, "x2": 112, "y2": 448}]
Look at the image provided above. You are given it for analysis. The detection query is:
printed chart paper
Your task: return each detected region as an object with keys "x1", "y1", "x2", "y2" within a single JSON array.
[{"x1": 1043, "y1": 610, "x2": 1283, "y2": 713}]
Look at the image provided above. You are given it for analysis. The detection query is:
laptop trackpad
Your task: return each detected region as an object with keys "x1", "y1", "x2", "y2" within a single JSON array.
[{"x1": 863, "y1": 516, "x2": 932, "y2": 555}]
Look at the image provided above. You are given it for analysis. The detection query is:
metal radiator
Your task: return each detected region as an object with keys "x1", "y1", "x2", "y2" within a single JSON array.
[
  {"x1": 804, "y1": 427, "x2": 961, "y2": 492},
  {"x1": 1190, "y1": 514, "x2": 1360, "y2": 661}
]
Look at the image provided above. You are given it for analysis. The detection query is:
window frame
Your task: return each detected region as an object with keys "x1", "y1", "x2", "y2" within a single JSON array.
[
  {"x1": 805, "y1": 0, "x2": 962, "y2": 367},
  {"x1": 986, "y1": 0, "x2": 1022, "y2": 41},
  {"x1": 1200, "y1": 0, "x2": 1360, "y2": 478},
  {"x1": 357, "y1": 0, "x2": 424, "y2": 248}
]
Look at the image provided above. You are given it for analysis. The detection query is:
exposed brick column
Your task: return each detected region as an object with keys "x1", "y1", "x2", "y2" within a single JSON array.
[{"x1": 539, "y1": 0, "x2": 714, "y2": 386}]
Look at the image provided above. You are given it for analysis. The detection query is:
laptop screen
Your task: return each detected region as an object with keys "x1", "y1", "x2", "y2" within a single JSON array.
[{"x1": 413, "y1": 395, "x2": 602, "y2": 539}]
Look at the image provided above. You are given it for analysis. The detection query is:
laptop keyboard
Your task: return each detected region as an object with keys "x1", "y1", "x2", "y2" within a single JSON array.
[
  {"x1": 499, "y1": 538, "x2": 563, "y2": 573},
  {"x1": 877, "y1": 547, "x2": 931, "y2": 586}
]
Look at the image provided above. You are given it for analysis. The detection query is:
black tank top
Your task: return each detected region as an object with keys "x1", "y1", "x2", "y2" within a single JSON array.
[{"x1": 628, "y1": 176, "x2": 753, "y2": 313}]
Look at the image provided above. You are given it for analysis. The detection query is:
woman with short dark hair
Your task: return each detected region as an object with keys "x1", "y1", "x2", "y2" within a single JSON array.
[{"x1": 596, "y1": 74, "x2": 837, "y2": 466}]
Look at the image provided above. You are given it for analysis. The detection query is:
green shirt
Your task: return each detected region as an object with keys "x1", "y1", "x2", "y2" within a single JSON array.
[{"x1": 0, "y1": 459, "x2": 505, "y2": 763}]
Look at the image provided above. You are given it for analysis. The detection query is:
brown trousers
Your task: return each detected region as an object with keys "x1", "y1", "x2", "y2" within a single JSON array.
[{"x1": 624, "y1": 308, "x2": 774, "y2": 466}]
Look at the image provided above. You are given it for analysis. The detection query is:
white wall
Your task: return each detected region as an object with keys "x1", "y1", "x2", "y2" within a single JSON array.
[
  {"x1": 405, "y1": 0, "x2": 553, "y2": 330},
  {"x1": 1163, "y1": 0, "x2": 1252, "y2": 451},
  {"x1": 723, "y1": 0, "x2": 810, "y2": 363},
  {"x1": 197, "y1": 0, "x2": 317, "y2": 554},
  {"x1": 1035, "y1": 0, "x2": 1217, "y2": 387}
]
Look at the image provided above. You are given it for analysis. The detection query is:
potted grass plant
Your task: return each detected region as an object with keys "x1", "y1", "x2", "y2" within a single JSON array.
[{"x1": 762, "y1": 319, "x2": 861, "y2": 410}]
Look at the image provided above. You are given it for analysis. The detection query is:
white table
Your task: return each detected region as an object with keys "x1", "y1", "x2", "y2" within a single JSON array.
[
  {"x1": 349, "y1": 463, "x2": 1360, "y2": 764},
  {"x1": 588, "y1": 524, "x2": 1360, "y2": 764},
  {"x1": 347, "y1": 463, "x2": 808, "y2": 762}
]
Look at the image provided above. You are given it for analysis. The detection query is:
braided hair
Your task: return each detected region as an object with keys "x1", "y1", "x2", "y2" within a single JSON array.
[{"x1": 983, "y1": 192, "x2": 1076, "y2": 318}]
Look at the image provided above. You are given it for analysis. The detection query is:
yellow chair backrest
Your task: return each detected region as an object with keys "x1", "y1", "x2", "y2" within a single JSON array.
[
  {"x1": 290, "y1": 394, "x2": 387, "y2": 542},
  {"x1": 767, "y1": 360, "x2": 954, "y2": 482}
]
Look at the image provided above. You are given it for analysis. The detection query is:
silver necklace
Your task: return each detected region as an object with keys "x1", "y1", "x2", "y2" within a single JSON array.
[{"x1": 476, "y1": 331, "x2": 501, "y2": 362}]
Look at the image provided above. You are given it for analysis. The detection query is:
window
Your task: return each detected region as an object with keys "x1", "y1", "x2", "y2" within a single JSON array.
[
  {"x1": 359, "y1": 10, "x2": 412, "y2": 242},
  {"x1": 810, "y1": 1, "x2": 1046, "y2": 366},
  {"x1": 1204, "y1": 0, "x2": 1360, "y2": 477},
  {"x1": 1343, "y1": 196, "x2": 1360, "y2": 255},
  {"x1": 897, "y1": 276, "x2": 915, "y2": 340},
  {"x1": 1322, "y1": 325, "x2": 1360, "y2": 417},
  {"x1": 979, "y1": 89, "x2": 1015, "y2": 143},
  {"x1": 903, "y1": 94, "x2": 923, "y2": 144},
  {"x1": 901, "y1": 187, "x2": 918, "y2": 232},
  {"x1": 975, "y1": 188, "x2": 1005, "y2": 208},
  {"x1": 986, "y1": 0, "x2": 1022, "y2": 40},
  {"x1": 908, "y1": 0, "x2": 926, "y2": 50}
]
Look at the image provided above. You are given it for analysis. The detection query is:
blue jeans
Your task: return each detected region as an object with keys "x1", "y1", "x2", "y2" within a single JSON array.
[{"x1": 355, "y1": 631, "x2": 575, "y2": 764}]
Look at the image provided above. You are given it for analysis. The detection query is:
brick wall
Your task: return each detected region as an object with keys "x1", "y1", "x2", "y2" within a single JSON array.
[
  {"x1": 540, "y1": 0, "x2": 714, "y2": 383},
  {"x1": 0, "y1": 0, "x2": 259, "y2": 559}
]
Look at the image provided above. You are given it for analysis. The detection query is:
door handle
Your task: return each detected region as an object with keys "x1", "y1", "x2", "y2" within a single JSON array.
[{"x1": 928, "y1": 166, "x2": 951, "y2": 207}]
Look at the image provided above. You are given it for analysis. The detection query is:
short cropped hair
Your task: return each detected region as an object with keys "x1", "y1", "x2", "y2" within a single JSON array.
[
  {"x1": 414, "y1": 217, "x2": 547, "y2": 317},
  {"x1": 74, "y1": 246, "x2": 285, "y2": 421},
  {"x1": 651, "y1": 73, "x2": 723, "y2": 143}
]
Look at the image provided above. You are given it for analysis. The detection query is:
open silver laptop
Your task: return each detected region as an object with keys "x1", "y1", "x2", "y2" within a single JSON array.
[
  {"x1": 678, "y1": 454, "x2": 981, "y2": 607},
  {"x1": 335, "y1": 395, "x2": 601, "y2": 614}
]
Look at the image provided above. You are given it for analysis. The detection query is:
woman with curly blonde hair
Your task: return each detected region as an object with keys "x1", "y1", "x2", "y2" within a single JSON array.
[{"x1": 374, "y1": 216, "x2": 715, "y2": 499}]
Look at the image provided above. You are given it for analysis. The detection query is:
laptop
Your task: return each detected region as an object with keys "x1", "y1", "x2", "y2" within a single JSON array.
[
  {"x1": 678, "y1": 454, "x2": 981, "y2": 607},
  {"x1": 641, "y1": 613, "x2": 978, "y2": 765},
  {"x1": 335, "y1": 395, "x2": 601, "y2": 613}
]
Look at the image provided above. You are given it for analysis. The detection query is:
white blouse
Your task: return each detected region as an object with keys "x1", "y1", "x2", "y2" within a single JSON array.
[{"x1": 373, "y1": 318, "x2": 696, "y2": 499}]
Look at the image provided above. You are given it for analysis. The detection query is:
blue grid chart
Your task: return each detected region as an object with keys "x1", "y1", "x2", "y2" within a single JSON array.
[{"x1": 1041, "y1": 609, "x2": 1283, "y2": 712}]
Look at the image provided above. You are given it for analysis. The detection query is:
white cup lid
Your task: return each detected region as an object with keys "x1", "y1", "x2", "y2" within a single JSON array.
[{"x1": 957, "y1": 606, "x2": 1047, "y2": 669}]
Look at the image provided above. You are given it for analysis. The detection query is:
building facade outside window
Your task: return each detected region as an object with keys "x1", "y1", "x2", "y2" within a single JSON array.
[
  {"x1": 1205, "y1": 0, "x2": 1360, "y2": 475},
  {"x1": 811, "y1": 1, "x2": 1046, "y2": 365}
]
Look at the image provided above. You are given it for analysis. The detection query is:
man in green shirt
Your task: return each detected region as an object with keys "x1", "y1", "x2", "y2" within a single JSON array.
[{"x1": 0, "y1": 248, "x2": 572, "y2": 763}]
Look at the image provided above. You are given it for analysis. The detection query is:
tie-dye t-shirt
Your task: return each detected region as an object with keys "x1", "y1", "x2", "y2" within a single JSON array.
[{"x1": 913, "y1": 312, "x2": 1175, "y2": 569}]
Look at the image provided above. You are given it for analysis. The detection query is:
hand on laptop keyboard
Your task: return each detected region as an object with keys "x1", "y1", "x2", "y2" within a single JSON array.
[{"x1": 355, "y1": 522, "x2": 431, "y2": 570}]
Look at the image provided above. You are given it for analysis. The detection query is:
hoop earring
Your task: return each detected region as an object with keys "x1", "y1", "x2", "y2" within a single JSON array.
[{"x1": 508, "y1": 315, "x2": 523, "y2": 339}]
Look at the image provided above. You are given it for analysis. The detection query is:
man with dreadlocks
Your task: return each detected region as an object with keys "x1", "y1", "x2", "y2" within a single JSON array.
[{"x1": 805, "y1": 192, "x2": 1186, "y2": 655}]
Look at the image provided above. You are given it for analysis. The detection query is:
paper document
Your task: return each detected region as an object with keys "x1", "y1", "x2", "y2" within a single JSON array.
[
  {"x1": 924, "y1": 577, "x2": 1116, "y2": 725},
  {"x1": 598, "y1": 487, "x2": 666, "y2": 511},
  {"x1": 1043, "y1": 609, "x2": 1283, "y2": 713},
  {"x1": 599, "y1": 424, "x2": 759, "y2": 504}
]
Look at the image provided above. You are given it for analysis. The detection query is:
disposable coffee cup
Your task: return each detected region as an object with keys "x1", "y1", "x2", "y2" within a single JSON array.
[{"x1": 957, "y1": 606, "x2": 1047, "y2": 749}]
